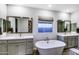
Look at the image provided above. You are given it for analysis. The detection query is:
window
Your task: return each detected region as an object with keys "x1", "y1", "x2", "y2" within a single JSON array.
[{"x1": 38, "y1": 20, "x2": 53, "y2": 32}]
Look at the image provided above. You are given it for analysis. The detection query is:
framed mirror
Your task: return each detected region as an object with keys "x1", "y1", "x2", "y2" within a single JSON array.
[
  {"x1": 6, "y1": 16, "x2": 33, "y2": 33},
  {"x1": 0, "y1": 18, "x2": 6, "y2": 34},
  {"x1": 57, "y1": 20, "x2": 71, "y2": 32},
  {"x1": 0, "y1": 18, "x2": 3, "y2": 34}
]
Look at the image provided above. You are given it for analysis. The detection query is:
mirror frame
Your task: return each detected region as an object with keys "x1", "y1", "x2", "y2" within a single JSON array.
[{"x1": 6, "y1": 16, "x2": 33, "y2": 33}]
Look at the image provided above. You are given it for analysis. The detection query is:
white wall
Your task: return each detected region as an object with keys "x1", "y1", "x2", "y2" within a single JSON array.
[
  {"x1": 7, "y1": 5, "x2": 70, "y2": 41},
  {"x1": 0, "y1": 4, "x2": 7, "y2": 19},
  {"x1": 57, "y1": 12, "x2": 71, "y2": 20},
  {"x1": 0, "y1": 4, "x2": 69, "y2": 41},
  {"x1": 71, "y1": 12, "x2": 79, "y2": 28},
  {"x1": 0, "y1": 4, "x2": 7, "y2": 33}
]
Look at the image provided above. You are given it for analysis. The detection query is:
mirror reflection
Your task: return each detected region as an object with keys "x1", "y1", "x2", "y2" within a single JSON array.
[
  {"x1": 0, "y1": 18, "x2": 3, "y2": 34},
  {"x1": 7, "y1": 16, "x2": 33, "y2": 33},
  {"x1": 0, "y1": 18, "x2": 6, "y2": 34},
  {"x1": 64, "y1": 20, "x2": 71, "y2": 32},
  {"x1": 57, "y1": 20, "x2": 77, "y2": 32}
]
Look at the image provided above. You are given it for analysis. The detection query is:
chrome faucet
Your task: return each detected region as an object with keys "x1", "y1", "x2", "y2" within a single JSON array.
[
  {"x1": 20, "y1": 33, "x2": 21, "y2": 37},
  {"x1": 46, "y1": 37, "x2": 49, "y2": 43}
]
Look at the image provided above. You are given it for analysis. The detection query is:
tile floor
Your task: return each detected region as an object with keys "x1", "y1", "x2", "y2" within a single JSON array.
[{"x1": 63, "y1": 49, "x2": 70, "y2": 55}]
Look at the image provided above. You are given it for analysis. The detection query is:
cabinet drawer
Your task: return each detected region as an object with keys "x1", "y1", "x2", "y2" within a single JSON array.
[
  {"x1": 8, "y1": 40, "x2": 26, "y2": 43},
  {"x1": 0, "y1": 41, "x2": 7, "y2": 44}
]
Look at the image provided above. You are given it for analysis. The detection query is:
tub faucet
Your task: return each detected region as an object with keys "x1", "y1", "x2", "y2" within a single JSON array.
[{"x1": 46, "y1": 37, "x2": 49, "y2": 43}]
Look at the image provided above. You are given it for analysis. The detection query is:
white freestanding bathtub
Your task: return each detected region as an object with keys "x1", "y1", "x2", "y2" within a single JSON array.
[{"x1": 35, "y1": 40, "x2": 66, "y2": 55}]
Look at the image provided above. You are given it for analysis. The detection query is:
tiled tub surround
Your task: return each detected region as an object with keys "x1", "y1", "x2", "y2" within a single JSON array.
[
  {"x1": 0, "y1": 34, "x2": 33, "y2": 55},
  {"x1": 57, "y1": 33, "x2": 79, "y2": 49}
]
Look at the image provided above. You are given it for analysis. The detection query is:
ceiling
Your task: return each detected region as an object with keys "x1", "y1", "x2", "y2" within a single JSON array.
[{"x1": 22, "y1": 4, "x2": 79, "y2": 13}]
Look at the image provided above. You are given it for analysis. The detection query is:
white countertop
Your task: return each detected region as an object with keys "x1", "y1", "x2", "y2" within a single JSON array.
[
  {"x1": 57, "y1": 32, "x2": 79, "y2": 36},
  {"x1": 0, "y1": 36, "x2": 33, "y2": 40}
]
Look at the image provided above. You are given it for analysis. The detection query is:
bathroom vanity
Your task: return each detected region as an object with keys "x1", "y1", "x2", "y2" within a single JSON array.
[
  {"x1": 0, "y1": 36, "x2": 33, "y2": 55},
  {"x1": 57, "y1": 33, "x2": 79, "y2": 48},
  {"x1": 0, "y1": 16, "x2": 34, "y2": 55}
]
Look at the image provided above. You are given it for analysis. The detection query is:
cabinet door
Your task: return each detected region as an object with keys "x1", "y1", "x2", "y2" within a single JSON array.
[
  {"x1": 8, "y1": 40, "x2": 26, "y2": 55},
  {"x1": 26, "y1": 39, "x2": 33, "y2": 49},
  {"x1": 0, "y1": 44, "x2": 7, "y2": 55},
  {"x1": 17, "y1": 43, "x2": 26, "y2": 55},
  {"x1": 8, "y1": 43, "x2": 19, "y2": 55},
  {"x1": 8, "y1": 39, "x2": 33, "y2": 55},
  {"x1": 63, "y1": 37, "x2": 68, "y2": 48},
  {"x1": 68, "y1": 36, "x2": 76, "y2": 48},
  {"x1": 26, "y1": 39, "x2": 33, "y2": 54},
  {"x1": 0, "y1": 41, "x2": 8, "y2": 55},
  {"x1": 68, "y1": 39, "x2": 73, "y2": 47},
  {"x1": 8, "y1": 43, "x2": 26, "y2": 55}
]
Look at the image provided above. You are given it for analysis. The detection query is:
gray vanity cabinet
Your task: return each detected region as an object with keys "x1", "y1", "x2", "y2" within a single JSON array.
[
  {"x1": 8, "y1": 39, "x2": 33, "y2": 55},
  {"x1": 57, "y1": 36, "x2": 78, "y2": 48},
  {"x1": 8, "y1": 42, "x2": 26, "y2": 55},
  {"x1": 0, "y1": 39, "x2": 33, "y2": 55}
]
